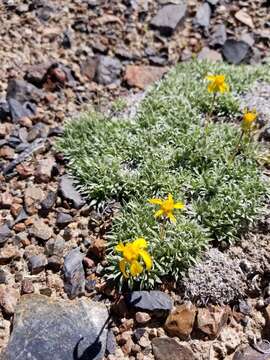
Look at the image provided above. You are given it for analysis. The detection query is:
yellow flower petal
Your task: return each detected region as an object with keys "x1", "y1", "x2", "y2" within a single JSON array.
[
  {"x1": 119, "y1": 259, "x2": 128, "y2": 278},
  {"x1": 139, "y1": 250, "x2": 152, "y2": 270},
  {"x1": 115, "y1": 242, "x2": 125, "y2": 252},
  {"x1": 174, "y1": 202, "x2": 185, "y2": 209},
  {"x1": 133, "y1": 238, "x2": 147, "y2": 249},
  {"x1": 167, "y1": 193, "x2": 173, "y2": 203},
  {"x1": 154, "y1": 209, "x2": 164, "y2": 218},
  {"x1": 206, "y1": 75, "x2": 215, "y2": 81},
  {"x1": 130, "y1": 260, "x2": 143, "y2": 277},
  {"x1": 167, "y1": 212, "x2": 176, "y2": 223},
  {"x1": 148, "y1": 198, "x2": 163, "y2": 205}
]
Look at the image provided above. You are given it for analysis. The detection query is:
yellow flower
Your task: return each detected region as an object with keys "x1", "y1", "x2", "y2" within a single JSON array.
[
  {"x1": 206, "y1": 74, "x2": 229, "y2": 93},
  {"x1": 242, "y1": 109, "x2": 257, "y2": 132},
  {"x1": 148, "y1": 193, "x2": 184, "y2": 223},
  {"x1": 115, "y1": 238, "x2": 152, "y2": 278}
]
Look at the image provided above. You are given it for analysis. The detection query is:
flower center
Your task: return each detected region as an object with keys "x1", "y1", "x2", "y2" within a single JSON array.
[
  {"x1": 162, "y1": 200, "x2": 174, "y2": 213},
  {"x1": 123, "y1": 244, "x2": 139, "y2": 263}
]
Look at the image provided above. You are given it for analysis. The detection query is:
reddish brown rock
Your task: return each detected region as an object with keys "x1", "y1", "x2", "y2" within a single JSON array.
[
  {"x1": 196, "y1": 305, "x2": 229, "y2": 338},
  {"x1": 165, "y1": 303, "x2": 197, "y2": 338},
  {"x1": 124, "y1": 65, "x2": 167, "y2": 90},
  {"x1": 0, "y1": 285, "x2": 20, "y2": 315},
  {"x1": 0, "y1": 245, "x2": 21, "y2": 265}
]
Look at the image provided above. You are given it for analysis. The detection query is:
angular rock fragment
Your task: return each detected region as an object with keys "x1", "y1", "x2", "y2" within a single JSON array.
[
  {"x1": 126, "y1": 291, "x2": 173, "y2": 311},
  {"x1": 152, "y1": 337, "x2": 195, "y2": 360},
  {"x1": 95, "y1": 56, "x2": 122, "y2": 85},
  {"x1": 63, "y1": 248, "x2": 85, "y2": 299},
  {"x1": 194, "y1": 2, "x2": 211, "y2": 28},
  {"x1": 165, "y1": 302, "x2": 196, "y2": 338},
  {"x1": 59, "y1": 175, "x2": 85, "y2": 209},
  {"x1": 222, "y1": 39, "x2": 251, "y2": 64},
  {"x1": 2, "y1": 294, "x2": 108, "y2": 360},
  {"x1": 150, "y1": 3, "x2": 187, "y2": 36},
  {"x1": 124, "y1": 65, "x2": 167, "y2": 89}
]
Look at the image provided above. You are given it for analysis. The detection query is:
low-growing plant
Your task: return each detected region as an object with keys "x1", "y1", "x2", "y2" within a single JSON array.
[{"x1": 57, "y1": 61, "x2": 269, "y2": 288}]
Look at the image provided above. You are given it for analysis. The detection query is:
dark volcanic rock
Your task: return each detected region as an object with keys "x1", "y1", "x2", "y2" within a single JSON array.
[
  {"x1": 56, "y1": 212, "x2": 73, "y2": 227},
  {"x1": 126, "y1": 291, "x2": 173, "y2": 311},
  {"x1": 1, "y1": 294, "x2": 108, "y2": 360},
  {"x1": 40, "y1": 190, "x2": 57, "y2": 214},
  {"x1": 8, "y1": 98, "x2": 36, "y2": 122},
  {"x1": 59, "y1": 175, "x2": 85, "y2": 209},
  {"x1": 0, "y1": 102, "x2": 10, "y2": 121},
  {"x1": 194, "y1": 2, "x2": 211, "y2": 28},
  {"x1": 0, "y1": 224, "x2": 11, "y2": 245},
  {"x1": 6, "y1": 79, "x2": 43, "y2": 104},
  {"x1": 233, "y1": 343, "x2": 270, "y2": 360},
  {"x1": 28, "y1": 254, "x2": 48, "y2": 274},
  {"x1": 152, "y1": 337, "x2": 195, "y2": 360},
  {"x1": 63, "y1": 248, "x2": 85, "y2": 299},
  {"x1": 222, "y1": 39, "x2": 251, "y2": 64},
  {"x1": 150, "y1": 3, "x2": 187, "y2": 36},
  {"x1": 95, "y1": 56, "x2": 122, "y2": 85}
]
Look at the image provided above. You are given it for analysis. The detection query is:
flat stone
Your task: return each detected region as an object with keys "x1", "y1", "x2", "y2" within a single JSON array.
[
  {"x1": 56, "y1": 212, "x2": 73, "y2": 227},
  {"x1": 28, "y1": 254, "x2": 48, "y2": 274},
  {"x1": 0, "y1": 245, "x2": 20, "y2": 265},
  {"x1": 152, "y1": 337, "x2": 195, "y2": 360},
  {"x1": 150, "y1": 4, "x2": 187, "y2": 36},
  {"x1": 45, "y1": 236, "x2": 65, "y2": 257},
  {"x1": 197, "y1": 47, "x2": 222, "y2": 62},
  {"x1": 210, "y1": 24, "x2": 227, "y2": 46},
  {"x1": 24, "y1": 186, "x2": 45, "y2": 215},
  {"x1": 64, "y1": 248, "x2": 85, "y2": 299},
  {"x1": 2, "y1": 294, "x2": 108, "y2": 360},
  {"x1": 6, "y1": 79, "x2": 43, "y2": 104},
  {"x1": 95, "y1": 56, "x2": 122, "y2": 85},
  {"x1": 233, "y1": 343, "x2": 270, "y2": 360},
  {"x1": 126, "y1": 291, "x2": 173, "y2": 311},
  {"x1": 29, "y1": 220, "x2": 53, "y2": 241},
  {"x1": 195, "y1": 3, "x2": 211, "y2": 28},
  {"x1": 222, "y1": 39, "x2": 251, "y2": 64},
  {"x1": 165, "y1": 302, "x2": 196, "y2": 338},
  {"x1": 0, "y1": 285, "x2": 20, "y2": 316},
  {"x1": 124, "y1": 65, "x2": 167, "y2": 90},
  {"x1": 59, "y1": 175, "x2": 85, "y2": 209},
  {"x1": 235, "y1": 9, "x2": 254, "y2": 28},
  {"x1": 0, "y1": 224, "x2": 11, "y2": 245},
  {"x1": 40, "y1": 190, "x2": 57, "y2": 213},
  {"x1": 8, "y1": 99, "x2": 36, "y2": 122}
]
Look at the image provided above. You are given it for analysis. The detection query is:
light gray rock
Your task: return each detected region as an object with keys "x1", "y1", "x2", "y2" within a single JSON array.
[
  {"x1": 150, "y1": 3, "x2": 187, "y2": 36},
  {"x1": 0, "y1": 224, "x2": 11, "y2": 245},
  {"x1": 95, "y1": 56, "x2": 122, "y2": 85},
  {"x1": 195, "y1": 2, "x2": 211, "y2": 28},
  {"x1": 59, "y1": 175, "x2": 85, "y2": 209},
  {"x1": 210, "y1": 24, "x2": 227, "y2": 46},
  {"x1": 1, "y1": 294, "x2": 108, "y2": 360}
]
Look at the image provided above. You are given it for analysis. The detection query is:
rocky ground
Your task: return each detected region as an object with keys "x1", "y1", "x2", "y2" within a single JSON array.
[{"x1": 1, "y1": 0, "x2": 270, "y2": 359}]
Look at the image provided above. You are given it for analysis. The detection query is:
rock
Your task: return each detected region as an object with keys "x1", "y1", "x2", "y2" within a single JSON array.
[
  {"x1": 0, "y1": 245, "x2": 20, "y2": 265},
  {"x1": 0, "y1": 270, "x2": 8, "y2": 284},
  {"x1": 150, "y1": 4, "x2": 187, "y2": 36},
  {"x1": 106, "y1": 328, "x2": 117, "y2": 355},
  {"x1": 14, "y1": 208, "x2": 28, "y2": 224},
  {"x1": 207, "y1": 0, "x2": 219, "y2": 4},
  {"x1": 261, "y1": 127, "x2": 270, "y2": 141},
  {"x1": 80, "y1": 57, "x2": 98, "y2": 81},
  {"x1": 194, "y1": 3, "x2": 211, "y2": 28},
  {"x1": 124, "y1": 65, "x2": 167, "y2": 90},
  {"x1": 6, "y1": 79, "x2": 43, "y2": 104},
  {"x1": 95, "y1": 56, "x2": 122, "y2": 85},
  {"x1": 197, "y1": 305, "x2": 229, "y2": 338},
  {"x1": 126, "y1": 291, "x2": 173, "y2": 311},
  {"x1": 45, "y1": 236, "x2": 65, "y2": 257},
  {"x1": 152, "y1": 337, "x2": 195, "y2": 360},
  {"x1": 235, "y1": 9, "x2": 254, "y2": 28},
  {"x1": 135, "y1": 312, "x2": 151, "y2": 324},
  {"x1": 24, "y1": 62, "x2": 52, "y2": 87},
  {"x1": 28, "y1": 254, "x2": 48, "y2": 274},
  {"x1": 47, "y1": 256, "x2": 63, "y2": 272},
  {"x1": 88, "y1": 238, "x2": 106, "y2": 259},
  {"x1": 59, "y1": 175, "x2": 85, "y2": 209},
  {"x1": 2, "y1": 294, "x2": 108, "y2": 359},
  {"x1": 222, "y1": 39, "x2": 251, "y2": 64},
  {"x1": 56, "y1": 212, "x2": 73, "y2": 227},
  {"x1": 29, "y1": 219, "x2": 53, "y2": 241},
  {"x1": 210, "y1": 24, "x2": 227, "y2": 46},
  {"x1": 219, "y1": 327, "x2": 241, "y2": 353},
  {"x1": 233, "y1": 343, "x2": 270, "y2": 360},
  {"x1": 0, "y1": 285, "x2": 20, "y2": 315},
  {"x1": 8, "y1": 98, "x2": 36, "y2": 122},
  {"x1": 240, "y1": 33, "x2": 255, "y2": 47},
  {"x1": 21, "y1": 279, "x2": 34, "y2": 294},
  {"x1": 238, "y1": 300, "x2": 251, "y2": 315},
  {"x1": 27, "y1": 123, "x2": 48, "y2": 142},
  {"x1": 34, "y1": 157, "x2": 55, "y2": 183},
  {"x1": 165, "y1": 303, "x2": 196, "y2": 338},
  {"x1": 63, "y1": 248, "x2": 85, "y2": 299},
  {"x1": 0, "y1": 224, "x2": 11, "y2": 245},
  {"x1": 40, "y1": 190, "x2": 57, "y2": 214},
  {"x1": 0, "y1": 101, "x2": 10, "y2": 121},
  {"x1": 24, "y1": 186, "x2": 45, "y2": 215},
  {"x1": 197, "y1": 47, "x2": 222, "y2": 62}
]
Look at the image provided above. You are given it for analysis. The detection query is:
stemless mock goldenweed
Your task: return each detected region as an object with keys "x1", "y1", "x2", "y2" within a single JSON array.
[
  {"x1": 206, "y1": 74, "x2": 229, "y2": 94},
  {"x1": 242, "y1": 109, "x2": 257, "y2": 133},
  {"x1": 149, "y1": 193, "x2": 184, "y2": 223},
  {"x1": 115, "y1": 238, "x2": 152, "y2": 278}
]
